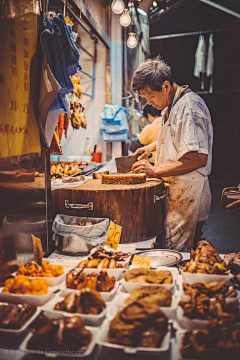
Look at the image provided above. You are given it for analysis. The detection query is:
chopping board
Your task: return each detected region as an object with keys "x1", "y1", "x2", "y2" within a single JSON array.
[{"x1": 52, "y1": 178, "x2": 164, "y2": 244}]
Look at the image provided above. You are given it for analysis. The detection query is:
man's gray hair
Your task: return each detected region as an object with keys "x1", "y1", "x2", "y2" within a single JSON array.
[{"x1": 131, "y1": 57, "x2": 173, "y2": 93}]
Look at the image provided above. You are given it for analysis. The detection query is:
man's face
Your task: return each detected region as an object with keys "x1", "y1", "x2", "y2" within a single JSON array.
[{"x1": 139, "y1": 82, "x2": 171, "y2": 110}]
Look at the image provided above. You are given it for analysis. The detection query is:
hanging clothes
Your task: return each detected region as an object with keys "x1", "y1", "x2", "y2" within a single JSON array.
[
  {"x1": 206, "y1": 33, "x2": 214, "y2": 93},
  {"x1": 193, "y1": 35, "x2": 207, "y2": 90}
]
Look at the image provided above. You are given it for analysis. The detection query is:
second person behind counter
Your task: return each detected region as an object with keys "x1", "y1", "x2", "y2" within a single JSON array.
[{"x1": 129, "y1": 104, "x2": 162, "y2": 165}]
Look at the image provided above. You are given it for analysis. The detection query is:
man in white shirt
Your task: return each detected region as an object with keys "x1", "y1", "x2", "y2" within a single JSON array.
[{"x1": 131, "y1": 57, "x2": 213, "y2": 251}]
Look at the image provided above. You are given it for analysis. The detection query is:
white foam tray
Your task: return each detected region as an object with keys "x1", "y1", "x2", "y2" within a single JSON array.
[
  {"x1": 181, "y1": 270, "x2": 233, "y2": 285},
  {"x1": 41, "y1": 292, "x2": 107, "y2": 326},
  {"x1": 97, "y1": 318, "x2": 170, "y2": 355},
  {"x1": 0, "y1": 286, "x2": 58, "y2": 306}
]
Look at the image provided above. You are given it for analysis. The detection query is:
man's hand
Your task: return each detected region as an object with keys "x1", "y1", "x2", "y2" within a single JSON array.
[
  {"x1": 134, "y1": 142, "x2": 156, "y2": 161},
  {"x1": 132, "y1": 160, "x2": 155, "y2": 177},
  {"x1": 226, "y1": 199, "x2": 240, "y2": 213}
]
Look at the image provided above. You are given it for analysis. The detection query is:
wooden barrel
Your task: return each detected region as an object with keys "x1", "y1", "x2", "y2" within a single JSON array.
[{"x1": 52, "y1": 179, "x2": 164, "y2": 244}]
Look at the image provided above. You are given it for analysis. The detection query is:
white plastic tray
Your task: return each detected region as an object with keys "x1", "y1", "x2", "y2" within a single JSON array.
[
  {"x1": 181, "y1": 270, "x2": 233, "y2": 284},
  {"x1": 41, "y1": 292, "x2": 107, "y2": 326},
  {"x1": 58, "y1": 281, "x2": 119, "y2": 301},
  {"x1": 106, "y1": 291, "x2": 178, "y2": 320},
  {"x1": 19, "y1": 317, "x2": 99, "y2": 358},
  {"x1": 0, "y1": 303, "x2": 41, "y2": 337},
  {"x1": 14, "y1": 266, "x2": 74, "y2": 287},
  {"x1": 81, "y1": 268, "x2": 125, "y2": 281},
  {"x1": 0, "y1": 286, "x2": 58, "y2": 306},
  {"x1": 97, "y1": 318, "x2": 170, "y2": 355}
]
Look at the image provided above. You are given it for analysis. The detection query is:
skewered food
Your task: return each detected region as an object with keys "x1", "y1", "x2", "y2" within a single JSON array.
[
  {"x1": 2, "y1": 275, "x2": 49, "y2": 295},
  {"x1": 16, "y1": 261, "x2": 64, "y2": 278},
  {"x1": 102, "y1": 172, "x2": 146, "y2": 185},
  {"x1": 182, "y1": 281, "x2": 237, "y2": 298},
  {"x1": 0, "y1": 303, "x2": 36, "y2": 329},
  {"x1": 54, "y1": 288, "x2": 106, "y2": 315},
  {"x1": 88, "y1": 247, "x2": 130, "y2": 261},
  {"x1": 180, "y1": 319, "x2": 240, "y2": 360},
  {"x1": 108, "y1": 300, "x2": 168, "y2": 347},
  {"x1": 27, "y1": 314, "x2": 92, "y2": 351},
  {"x1": 77, "y1": 258, "x2": 123, "y2": 269},
  {"x1": 124, "y1": 268, "x2": 173, "y2": 284},
  {"x1": 125, "y1": 286, "x2": 172, "y2": 307},
  {"x1": 66, "y1": 270, "x2": 116, "y2": 292}
]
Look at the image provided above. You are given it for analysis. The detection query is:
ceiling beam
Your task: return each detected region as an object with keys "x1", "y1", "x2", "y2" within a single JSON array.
[{"x1": 198, "y1": 0, "x2": 240, "y2": 19}]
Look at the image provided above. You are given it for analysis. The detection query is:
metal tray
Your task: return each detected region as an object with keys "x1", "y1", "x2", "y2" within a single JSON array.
[{"x1": 134, "y1": 249, "x2": 182, "y2": 267}]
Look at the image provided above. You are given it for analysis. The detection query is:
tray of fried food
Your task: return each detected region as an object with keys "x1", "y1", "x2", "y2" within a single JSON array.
[
  {"x1": 51, "y1": 161, "x2": 88, "y2": 179},
  {"x1": 175, "y1": 319, "x2": 240, "y2": 360},
  {"x1": 177, "y1": 282, "x2": 240, "y2": 330},
  {"x1": 98, "y1": 300, "x2": 170, "y2": 355},
  {"x1": 0, "y1": 275, "x2": 57, "y2": 306},
  {"x1": 121, "y1": 267, "x2": 175, "y2": 293},
  {"x1": 87, "y1": 246, "x2": 132, "y2": 267},
  {"x1": 19, "y1": 312, "x2": 98, "y2": 357},
  {"x1": 41, "y1": 288, "x2": 107, "y2": 326},
  {"x1": 0, "y1": 302, "x2": 41, "y2": 337},
  {"x1": 76, "y1": 258, "x2": 124, "y2": 280},
  {"x1": 16, "y1": 260, "x2": 73, "y2": 286},
  {"x1": 108, "y1": 284, "x2": 177, "y2": 319},
  {"x1": 61, "y1": 269, "x2": 118, "y2": 301}
]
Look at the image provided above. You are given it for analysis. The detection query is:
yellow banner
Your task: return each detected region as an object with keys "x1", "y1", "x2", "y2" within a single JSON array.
[{"x1": 0, "y1": 13, "x2": 41, "y2": 158}]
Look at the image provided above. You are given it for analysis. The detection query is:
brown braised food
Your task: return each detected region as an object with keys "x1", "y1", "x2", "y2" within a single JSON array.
[
  {"x1": 102, "y1": 172, "x2": 146, "y2": 185},
  {"x1": 28, "y1": 314, "x2": 91, "y2": 351},
  {"x1": 54, "y1": 288, "x2": 106, "y2": 315},
  {"x1": 108, "y1": 300, "x2": 168, "y2": 347},
  {"x1": 88, "y1": 247, "x2": 130, "y2": 261},
  {"x1": 182, "y1": 281, "x2": 237, "y2": 298},
  {"x1": 124, "y1": 268, "x2": 173, "y2": 284},
  {"x1": 66, "y1": 269, "x2": 116, "y2": 292},
  {"x1": 180, "y1": 319, "x2": 240, "y2": 360},
  {"x1": 78, "y1": 258, "x2": 123, "y2": 269},
  {"x1": 0, "y1": 303, "x2": 36, "y2": 329},
  {"x1": 125, "y1": 286, "x2": 172, "y2": 307}
]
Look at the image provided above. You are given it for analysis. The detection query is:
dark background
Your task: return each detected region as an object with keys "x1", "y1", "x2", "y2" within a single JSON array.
[{"x1": 150, "y1": 0, "x2": 240, "y2": 185}]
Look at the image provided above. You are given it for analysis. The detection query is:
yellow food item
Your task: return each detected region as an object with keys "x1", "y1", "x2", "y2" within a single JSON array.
[
  {"x1": 2, "y1": 275, "x2": 49, "y2": 295},
  {"x1": 16, "y1": 261, "x2": 64, "y2": 278},
  {"x1": 132, "y1": 255, "x2": 151, "y2": 269},
  {"x1": 102, "y1": 173, "x2": 147, "y2": 185}
]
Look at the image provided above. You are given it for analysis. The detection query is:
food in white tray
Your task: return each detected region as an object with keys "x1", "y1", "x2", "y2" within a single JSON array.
[
  {"x1": 78, "y1": 258, "x2": 123, "y2": 269},
  {"x1": 124, "y1": 268, "x2": 173, "y2": 284},
  {"x1": 108, "y1": 300, "x2": 168, "y2": 347},
  {"x1": 54, "y1": 288, "x2": 106, "y2": 315},
  {"x1": 124, "y1": 285, "x2": 172, "y2": 307},
  {"x1": 0, "y1": 303, "x2": 37, "y2": 330},
  {"x1": 66, "y1": 269, "x2": 116, "y2": 292}
]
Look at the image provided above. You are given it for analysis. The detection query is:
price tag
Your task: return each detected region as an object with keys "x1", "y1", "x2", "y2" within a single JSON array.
[{"x1": 105, "y1": 221, "x2": 122, "y2": 250}]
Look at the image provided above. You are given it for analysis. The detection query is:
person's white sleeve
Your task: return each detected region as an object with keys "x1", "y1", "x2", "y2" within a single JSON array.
[{"x1": 176, "y1": 109, "x2": 209, "y2": 160}]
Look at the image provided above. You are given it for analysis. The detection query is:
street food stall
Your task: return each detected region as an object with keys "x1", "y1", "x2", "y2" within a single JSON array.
[{"x1": 0, "y1": 1, "x2": 240, "y2": 360}]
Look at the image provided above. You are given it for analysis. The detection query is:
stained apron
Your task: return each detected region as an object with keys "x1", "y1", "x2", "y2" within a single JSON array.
[{"x1": 155, "y1": 86, "x2": 206, "y2": 251}]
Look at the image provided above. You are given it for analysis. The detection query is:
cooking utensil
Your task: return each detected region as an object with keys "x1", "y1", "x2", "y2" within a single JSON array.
[
  {"x1": 71, "y1": 163, "x2": 103, "y2": 177},
  {"x1": 133, "y1": 249, "x2": 182, "y2": 267},
  {"x1": 115, "y1": 155, "x2": 139, "y2": 173}
]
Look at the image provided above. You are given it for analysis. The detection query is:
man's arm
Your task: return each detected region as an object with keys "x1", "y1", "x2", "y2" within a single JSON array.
[
  {"x1": 129, "y1": 139, "x2": 144, "y2": 153},
  {"x1": 132, "y1": 151, "x2": 208, "y2": 178}
]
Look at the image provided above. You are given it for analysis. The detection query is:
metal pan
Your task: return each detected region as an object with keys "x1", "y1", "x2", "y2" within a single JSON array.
[{"x1": 133, "y1": 249, "x2": 182, "y2": 267}]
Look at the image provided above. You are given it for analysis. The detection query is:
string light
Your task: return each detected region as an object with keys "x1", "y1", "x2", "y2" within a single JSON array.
[
  {"x1": 127, "y1": 32, "x2": 138, "y2": 48},
  {"x1": 111, "y1": 0, "x2": 125, "y2": 14},
  {"x1": 119, "y1": 9, "x2": 131, "y2": 26}
]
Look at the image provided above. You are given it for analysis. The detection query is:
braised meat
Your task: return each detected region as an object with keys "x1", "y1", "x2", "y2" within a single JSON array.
[
  {"x1": 28, "y1": 314, "x2": 91, "y2": 352},
  {"x1": 108, "y1": 300, "x2": 168, "y2": 347},
  {"x1": 54, "y1": 288, "x2": 106, "y2": 315},
  {"x1": 124, "y1": 268, "x2": 173, "y2": 284},
  {"x1": 0, "y1": 303, "x2": 36, "y2": 329},
  {"x1": 66, "y1": 269, "x2": 116, "y2": 292},
  {"x1": 190, "y1": 240, "x2": 224, "y2": 265},
  {"x1": 125, "y1": 286, "x2": 172, "y2": 307}
]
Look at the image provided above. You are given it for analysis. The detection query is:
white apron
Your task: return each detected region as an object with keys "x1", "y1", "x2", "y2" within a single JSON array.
[{"x1": 155, "y1": 87, "x2": 205, "y2": 251}]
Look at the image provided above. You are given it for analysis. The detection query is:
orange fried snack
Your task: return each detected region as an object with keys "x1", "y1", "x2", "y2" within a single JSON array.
[
  {"x1": 16, "y1": 261, "x2": 64, "y2": 278},
  {"x1": 2, "y1": 275, "x2": 49, "y2": 295}
]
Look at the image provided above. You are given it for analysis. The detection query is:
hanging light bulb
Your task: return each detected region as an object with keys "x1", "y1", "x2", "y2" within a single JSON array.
[
  {"x1": 111, "y1": 0, "x2": 124, "y2": 14},
  {"x1": 127, "y1": 32, "x2": 137, "y2": 48},
  {"x1": 119, "y1": 9, "x2": 131, "y2": 27}
]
